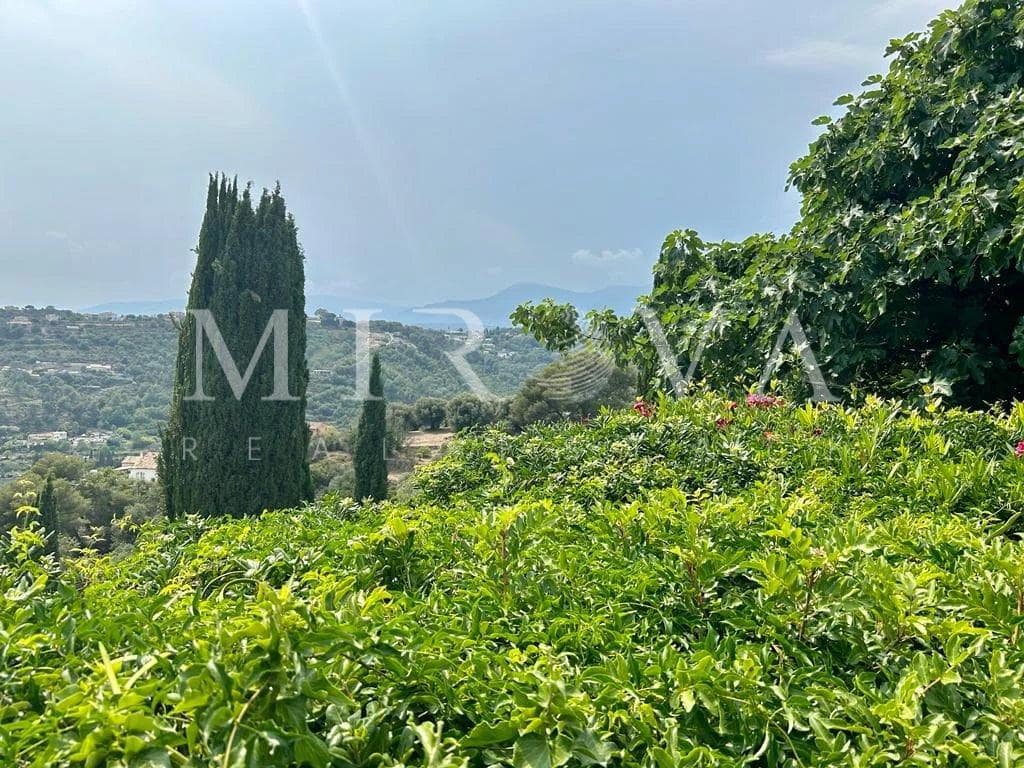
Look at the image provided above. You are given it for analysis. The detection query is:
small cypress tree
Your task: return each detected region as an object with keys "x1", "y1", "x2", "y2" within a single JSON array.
[
  {"x1": 38, "y1": 475, "x2": 59, "y2": 558},
  {"x1": 354, "y1": 353, "x2": 388, "y2": 501}
]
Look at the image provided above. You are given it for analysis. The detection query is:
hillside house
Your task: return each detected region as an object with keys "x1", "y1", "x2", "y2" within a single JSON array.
[
  {"x1": 26, "y1": 431, "x2": 69, "y2": 445},
  {"x1": 115, "y1": 452, "x2": 159, "y2": 482}
]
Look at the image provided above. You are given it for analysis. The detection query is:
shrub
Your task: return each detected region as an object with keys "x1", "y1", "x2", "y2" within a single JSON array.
[
  {"x1": 445, "y1": 393, "x2": 494, "y2": 432},
  {"x1": 411, "y1": 397, "x2": 447, "y2": 430},
  {"x1": 3, "y1": 395, "x2": 1024, "y2": 765},
  {"x1": 507, "y1": 353, "x2": 634, "y2": 431}
]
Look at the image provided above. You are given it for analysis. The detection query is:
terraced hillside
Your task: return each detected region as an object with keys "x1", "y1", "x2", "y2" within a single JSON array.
[{"x1": 0, "y1": 308, "x2": 554, "y2": 478}]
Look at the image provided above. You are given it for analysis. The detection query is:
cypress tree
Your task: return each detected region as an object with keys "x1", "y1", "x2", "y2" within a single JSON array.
[
  {"x1": 38, "y1": 475, "x2": 58, "y2": 558},
  {"x1": 160, "y1": 175, "x2": 312, "y2": 517},
  {"x1": 354, "y1": 353, "x2": 388, "y2": 501}
]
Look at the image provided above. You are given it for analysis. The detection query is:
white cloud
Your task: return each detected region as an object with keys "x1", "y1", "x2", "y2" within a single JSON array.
[
  {"x1": 571, "y1": 248, "x2": 643, "y2": 267},
  {"x1": 763, "y1": 40, "x2": 881, "y2": 71}
]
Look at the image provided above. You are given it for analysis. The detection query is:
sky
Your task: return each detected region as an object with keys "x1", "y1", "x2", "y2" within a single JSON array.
[{"x1": 0, "y1": 0, "x2": 956, "y2": 309}]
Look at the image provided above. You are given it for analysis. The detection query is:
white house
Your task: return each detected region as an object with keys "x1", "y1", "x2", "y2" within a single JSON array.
[
  {"x1": 26, "y1": 431, "x2": 69, "y2": 445},
  {"x1": 115, "y1": 452, "x2": 159, "y2": 482}
]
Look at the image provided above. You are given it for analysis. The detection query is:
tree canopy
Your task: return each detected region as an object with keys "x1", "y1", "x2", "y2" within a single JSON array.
[
  {"x1": 515, "y1": 0, "x2": 1024, "y2": 406},
  {"x1": 354, "y1": 353, "x2": 388, "y2": 501},
  {"x1": 160, "y1": 175, "x2": 313, "y2": 517}
]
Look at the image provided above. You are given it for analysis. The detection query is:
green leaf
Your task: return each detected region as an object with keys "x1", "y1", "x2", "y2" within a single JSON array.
[
  {"x1": 129, "y1": 749, "x2": 173, "y2": 768},
  {"x1": 294, "y1": 735, "x2": 331, "y2": 766},
  {"x1": 514, "y1": 734, "x2": 552, "y2": 768},
  {"x1": 572, "y1": 731, "x2": 613, "y2": 766},
  {"x1": 462, "y1": 721, "x2": 519, "y2": 748}
]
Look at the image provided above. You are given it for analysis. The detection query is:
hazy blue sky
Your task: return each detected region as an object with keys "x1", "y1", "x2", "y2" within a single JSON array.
[{"x1": 1, "y1": 0, "x2": 954, "y2": 308}]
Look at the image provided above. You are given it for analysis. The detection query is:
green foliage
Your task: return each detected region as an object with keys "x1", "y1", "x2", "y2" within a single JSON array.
[
  {"x1": 37, "y1": 475, "x2": 58, "y2": 559},
  {"x1": 160, "y1": 176, "x2": 313, "y2": 517},
  {"x1": 0, "y1": 454, "x2": 162, "y2": 554},
  {"x1": 315, "y1": 308, "x2": 342, "y2": 328},
  {"x1": 386, "y1": 404, "x2": 412, "y2": 449},
  {"x1": 784, "y1": 0, "x2": 1024, "y2": 403},
  {"x1": 354, "y1": 354, "x2": 388, "y2": 501},
  {"x1": 507, "y1": 352, "x2": 635, "y2": 431},
  {"x1": 310, "y1": 455, "x2": 355, "y2": 497},
  {"x1": 509, "y1": 299, "x2": 582, "y2": 353},
  {"x1": 445, "y1": 393, "x2": 495, "y2": 432},
  {"x1": 412, "y1": 397, "x2": 448, "y2": 430},
  {"x1": 514, "y1": 0, "x2": 1024, "y2": 406},
  {"x1": 0, "y1": 309, "x2": 554, "y2": 481},
  {"x1": 4, "y1": 395, "x2": 1024, "y2": 765},
  {"x1": 0, "y1": 310, "x2": 174, "y2": 441},
  {"x1": 303, "y1": 324, "x2": 554, "y2": 426}
]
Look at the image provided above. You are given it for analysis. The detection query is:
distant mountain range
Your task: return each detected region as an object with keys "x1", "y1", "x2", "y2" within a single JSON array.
[
  {"x1": 80, "y1": 299, "x2": 186, "y2": 316},
  {"x1": 82, "y1": 283, "x2": 645, "y2": 328}
]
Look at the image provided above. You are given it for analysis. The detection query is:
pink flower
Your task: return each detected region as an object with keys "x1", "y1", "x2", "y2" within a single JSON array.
[
  {"x1": 1015, "y1": 441, "x2": 1024, "y2": 457},
  {"x1": 746, "y1": 393, "x2": 782, "y2": 408},
  {"x1": 633, "y1": 397, "x2": 655, "y2": 418}
]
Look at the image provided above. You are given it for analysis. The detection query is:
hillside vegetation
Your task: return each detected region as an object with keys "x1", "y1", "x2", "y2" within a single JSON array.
[
  {"x1": 0, "y1": 308, "x2": 554, "y2": 480},
  {"x1": 3, "y1": 395, "x2": 1024, "y2": 766},
  {"x1": 0, "y1": 309, "x2": 554, "y2": 437}
]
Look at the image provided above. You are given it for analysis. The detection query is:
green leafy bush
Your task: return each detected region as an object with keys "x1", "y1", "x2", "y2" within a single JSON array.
[
  {"x1": 3, "y1": 396, "x2": 1024, "y2": 766},
  {"x1": 412, "y1": 397, "x2": 449, "y2": 431}
]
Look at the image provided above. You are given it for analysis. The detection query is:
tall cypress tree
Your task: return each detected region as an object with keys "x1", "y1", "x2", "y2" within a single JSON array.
[
  {"x1": 38, "y1": 475, "x2": 59, "y2": 558},
  {"x1": 354, "y1": 353, "x2": 388, "y2": 501},
  {"x1": 160, "y1": 175, "x2": 312, "y2": 517}
]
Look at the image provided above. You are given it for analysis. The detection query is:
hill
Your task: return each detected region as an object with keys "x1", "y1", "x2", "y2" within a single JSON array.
[
  {"x1": 3, "y1": 395, "x2": 1023, "y2": 765},
  {"x1": 0, "y1": 307, "x2": 554, "y2": 478},
  {"x1": 78, "y1": 299, "x2": 186, "y2": 316}
]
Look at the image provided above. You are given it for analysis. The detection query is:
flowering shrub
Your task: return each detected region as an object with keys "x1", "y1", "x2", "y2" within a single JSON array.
[
  {"x1": 745, "y1": 393, "x2": 782, "y2": 408},
  {"x1": 1016, "y1": 441, "x2": 1024, "y2": 457},
  {"x1": 632, "y1": 397, "x2": 655, "y2": 418},
  {"x1": 3, "y1": 394, "x2": 1024, "y2": 766}
]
